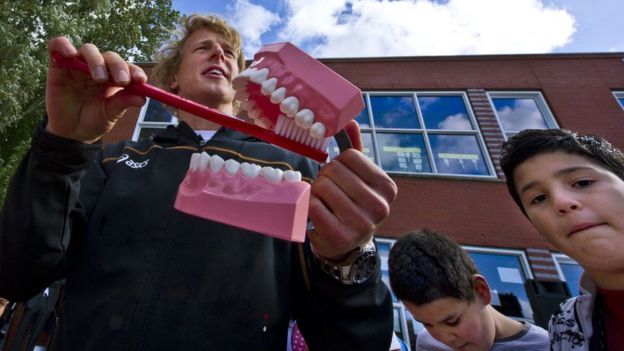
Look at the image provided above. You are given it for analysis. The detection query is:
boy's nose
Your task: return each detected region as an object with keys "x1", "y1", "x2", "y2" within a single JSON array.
[{"x1": 553, "y1": 192, "x2": 582, "y2": 214}]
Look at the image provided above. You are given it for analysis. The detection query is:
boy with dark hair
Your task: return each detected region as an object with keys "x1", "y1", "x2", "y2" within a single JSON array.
[
  {"x1": 389, "y1": 229, "x2": 548, "y2": 351},
  {"x1": 501, "y1": 128, "x2": 624, "y2": 351}
]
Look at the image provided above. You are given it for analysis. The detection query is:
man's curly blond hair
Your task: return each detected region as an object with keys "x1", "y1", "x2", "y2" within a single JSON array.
[{"x1": 151, "y1": 14, "x2": 246, "y2": 94}]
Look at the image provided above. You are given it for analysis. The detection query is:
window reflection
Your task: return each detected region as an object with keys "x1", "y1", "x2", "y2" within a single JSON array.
[
  {"x1": 491, "y1": 97, "x2": 548, "y2": 137},
  {"x1": 355, "y1": 101, "x2": 371, "y2": 128},
  {"x1": 144, "y1": 99, "x2": 174, "y2": 122},
  {"x1": 419, "y1": 96, "x2": 473, "y2": 130},
  {"x1": 376, "y1": 133, "x2": 432, "y2": 173},
  {"x1": 618, "y1": 97, "x2": 624, "y2": 110},
  {"x1": 370, "y1": 96, "x2": 420, "y2": 129},
  {"x1": 469, "y1": 252, "x2": 533, "y2": 320},
  {"x1": 428, "y1": 134, "x2": 489, "y2": 175},
  {"x1": 326, "y1": 132, "x2": 375, "y2": 162}
]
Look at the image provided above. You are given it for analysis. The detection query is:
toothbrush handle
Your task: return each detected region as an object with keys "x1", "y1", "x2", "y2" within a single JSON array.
[{"x1": 51, "y1": 52, "x2": 330, "y2": 162}]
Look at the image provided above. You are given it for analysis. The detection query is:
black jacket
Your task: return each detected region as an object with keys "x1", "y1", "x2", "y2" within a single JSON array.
[{"x1": 0, "y1": 121, "x2": 393, "y2": 350}]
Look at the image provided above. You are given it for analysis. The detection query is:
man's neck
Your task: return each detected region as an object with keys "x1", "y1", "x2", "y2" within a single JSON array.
[{"x1": 177, "y1": 104, "x2": 234, "y2": 131}]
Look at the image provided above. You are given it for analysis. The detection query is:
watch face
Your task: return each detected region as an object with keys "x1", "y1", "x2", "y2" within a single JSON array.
[{"x1": 352, "y1": 252, "x2": 377, "y2": 284}]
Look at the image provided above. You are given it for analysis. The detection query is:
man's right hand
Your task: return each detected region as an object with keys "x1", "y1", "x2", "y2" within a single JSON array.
[{"x1": 45, "y1": 36, "x2": 148, "y2": 143}]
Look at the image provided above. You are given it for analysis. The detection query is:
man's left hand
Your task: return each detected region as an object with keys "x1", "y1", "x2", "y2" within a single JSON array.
[{"x1": 307, "y1": 121, "x2": 397, "y2": 261}]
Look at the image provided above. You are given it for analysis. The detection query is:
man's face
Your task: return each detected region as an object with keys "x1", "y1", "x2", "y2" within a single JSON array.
[
  {"x1": 172, "y1": 28, "x2": 240, "y2": 109},
  {"x1": 514, "y1": 151, "x2": 624, "y2": 272},
  {"x1": 405, "y1": 296, "x2": 494, "y2": 351}
]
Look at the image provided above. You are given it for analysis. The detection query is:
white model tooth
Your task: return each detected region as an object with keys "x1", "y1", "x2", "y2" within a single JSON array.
[
  {"x1": 241, "y1": 162, "x2": 261, "y2": 178},
  {"x1": 280, "y1": 96, "x2": 300, "y2": 118},
  {"x1": 232, "y1": 75, "x2": 249, "y2": 90},
  {"x1": 262, "y1": 166, "x2": 284, "y2": 183},
  {"x1": 270, "y1": 87, "x2": 286, "y2": 104},
  {"x1": 189, "y1": 153, "x2": 200, "y2": 171},
  {"x1": 294, "y1": 109, "x2": 315, "y2": 128},
  {"x1": 198, "y1": 152, "x2": 211, "y2": 172},
  {"x1": 261, "y1": 77, "x2": 278, "y2": 96},
  {"x1": 254, "y1": 117, "x2": 272, "y2": 129},
  {"x1": 234, "y1": 89, "x2": 249, "y2": 100},
  {"x1": 283, "y1": 170, "x2": 302, "y2": 182},
  {"x1": 241, "y1": 99, "x2": 256, "y2": 111},
  {"x1": 309, "y1": 122, "x2": 326, "y2": 139},
  {"x1": 209, "y1": 155, "x2": 225, "y2": 173},
  {"x1": 247, "y1": 107, "x2": 262, "y2": 120},
  {"x1": 224, "y1": 159, "x2": 240, "y2": 175},
  {"x1": 250, "y1": 68, "x2": 269, "y2": 84},
  {"x1": 240, "y1": 67, "x2": 256, "y2": 78}
]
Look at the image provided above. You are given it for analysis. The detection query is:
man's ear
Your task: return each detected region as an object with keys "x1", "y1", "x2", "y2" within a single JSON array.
[
  {"x1": 473, "y1": 274, "x2": 491, "y2": 305},
  {"x1": 170, "y1": 76, "x2": 179, "y2": 92}
]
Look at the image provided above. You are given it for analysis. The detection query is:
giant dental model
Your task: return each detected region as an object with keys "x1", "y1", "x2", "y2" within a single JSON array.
[{"x1": 52, "y1": 43, "x2": 363, "y2": 242}]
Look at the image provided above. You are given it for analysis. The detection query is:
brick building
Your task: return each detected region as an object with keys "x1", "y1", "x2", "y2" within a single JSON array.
[{"x1": 105, "y1": 52, "x2": 624, "y2": 349}]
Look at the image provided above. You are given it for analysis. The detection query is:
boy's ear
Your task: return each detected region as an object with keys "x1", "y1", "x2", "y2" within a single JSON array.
[{"x1": 472, "y1": 274, "x2": 491, "y2": 305}]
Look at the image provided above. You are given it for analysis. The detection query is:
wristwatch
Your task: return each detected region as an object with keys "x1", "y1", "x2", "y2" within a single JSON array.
[{"x1": 312, "y1": 240, "x2": 378, "y2": 285}]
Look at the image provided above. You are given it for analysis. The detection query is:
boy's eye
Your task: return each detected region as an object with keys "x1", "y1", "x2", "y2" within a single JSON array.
[
  {"x1": 529, "y1": 194, "x2": 546, "y2": 205},
  {"x1": 573, "y1": 179, "x2": 595, "y2": 188},
  {"x1": 446, "y1": 318, "x2": 460, "y2": 326}
]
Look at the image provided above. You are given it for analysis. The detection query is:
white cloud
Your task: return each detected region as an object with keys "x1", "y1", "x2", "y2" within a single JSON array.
[
  {"x1": 438, "y1": 113, "x2": 471, "y2": 130},
  {"x1": 277, "y1": 0, "x2": 577, "y2": 57},
  {"x1": 227, "y1": 0, "x2": 281, "y2": 56},
  {"x1": 497, "y1": 99, "x2": 547, "y2": 131}
]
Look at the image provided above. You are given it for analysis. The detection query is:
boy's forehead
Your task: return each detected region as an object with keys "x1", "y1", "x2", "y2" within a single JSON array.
[{"x1": 514, "y1": 151, "x2": 606, "y2": 189}]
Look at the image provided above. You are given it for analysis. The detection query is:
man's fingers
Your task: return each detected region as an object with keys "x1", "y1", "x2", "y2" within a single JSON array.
[
  {"x1": 78, "y1": 44, "x2": 108, "y2": 83},
  {"x1": 344, "y1": 120, "x2": 363, "y2": 152}
]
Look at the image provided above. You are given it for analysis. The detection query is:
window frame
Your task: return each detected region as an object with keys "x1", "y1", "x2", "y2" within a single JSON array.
[
  {"x1": 487, "y1": 91, "x2": 558, "y2": 140},
  {"x1": 613, "y1": 91, "x2": 624, "y2": 110},
  {"x1": 552, "y1": 253, "x2": 582, "y2": 282},
  {"x1": 132, "y1": 97, "x2": 178, "y2": 141},
  {"x1": 360, "y1": 91, "x2": 496, "y2": 179}
]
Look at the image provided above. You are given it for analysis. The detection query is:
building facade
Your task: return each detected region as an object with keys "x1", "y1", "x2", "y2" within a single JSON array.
[{"x1": 105, "y1": 52, "x2": 624, "y2": 349}]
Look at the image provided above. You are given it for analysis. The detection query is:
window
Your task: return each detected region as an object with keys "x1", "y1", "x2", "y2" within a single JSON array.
[
  {"x1": 333, "y1": 92, "x2": 494, "y2": 178},
  {"x1": 613, "y1": 91, "x2": 624, "y2": 110},
  {"x1": 377, "y1": 238, "x2": 413, "y2": 348},
  {"x1": 464, "y1": 247, "x2": 535, "y2": 322},
  {"x1": 553, "y1": 254, "x2": 583, "y2": 297},
  {"x1": 132, "y1": 98, "x2": 177, "y2": 141},
  {"x1": 488, "y1": 92, "x2": 557, "y2": 139}
]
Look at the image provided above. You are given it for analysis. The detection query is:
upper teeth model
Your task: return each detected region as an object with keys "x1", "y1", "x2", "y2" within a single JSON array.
[{"x1": 231, "y1": 43, "x2": 364, "y2": 153}]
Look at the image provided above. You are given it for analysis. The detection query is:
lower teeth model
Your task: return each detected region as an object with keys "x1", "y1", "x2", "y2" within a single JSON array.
[{"x1": 174, "y1": 152, "x2": 310, "y2": 242}]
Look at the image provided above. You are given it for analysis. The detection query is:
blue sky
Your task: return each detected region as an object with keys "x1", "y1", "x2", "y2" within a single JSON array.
[{"x1": 172, "y1": 0, "x2": 624, "y2": 59}]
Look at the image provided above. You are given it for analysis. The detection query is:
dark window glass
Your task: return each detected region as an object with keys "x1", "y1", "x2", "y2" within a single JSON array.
[
  {"x1": 428, "y1": 134, "x2": 490, "y2": 176},
  {"x1": 469, "y1": 252, "x2": 533, "y2": 320},
  {"x1": 370, "y1": 96, "x2": 420, "y2": 129},
  {"x1": 376, "y1": 133, "x2": 432, "y2": 173},
  {"x1": 144, "y1": 99, "x2": 174, "y2": 123},
  {"x1": 618, "y1": 97, "x2": 624, "y2": 109},
  {"x1": 419, "y1": 95, "x2": 473, "y2": 130}
]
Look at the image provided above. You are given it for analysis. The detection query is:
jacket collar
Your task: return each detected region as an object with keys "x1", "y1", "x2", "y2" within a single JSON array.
[{"x1": 153, "y1": 121, "x2": 265, "y2": 146}]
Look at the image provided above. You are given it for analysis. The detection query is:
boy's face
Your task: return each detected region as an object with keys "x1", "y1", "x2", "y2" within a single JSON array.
[
  {"x1": 404, "y1": 287, "x2": 494, "y2": 351},
  {"x1": 171, "y1": 27, "x2": 240, "y2": 110},
  {"x1": 514, "y1": 151, "x2": 624, "y2": 272}
]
